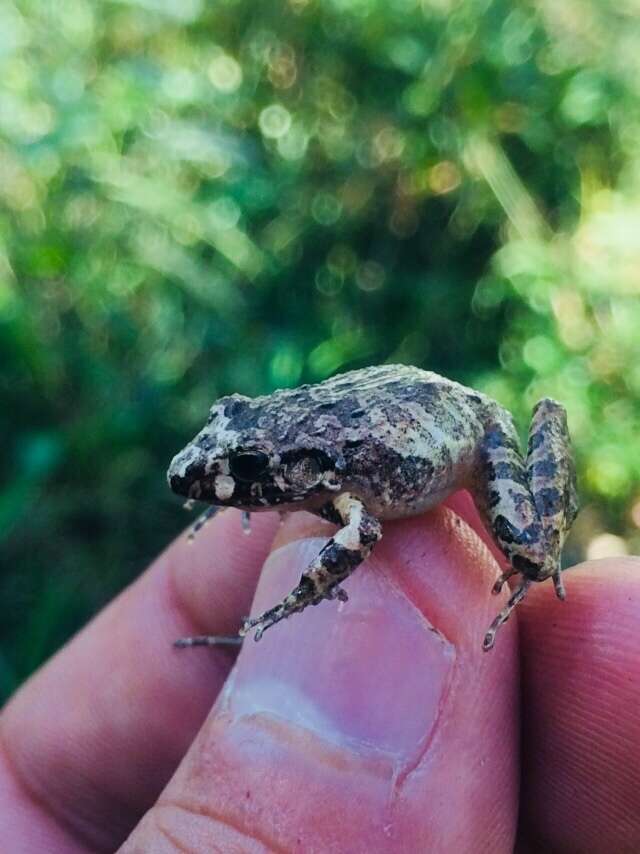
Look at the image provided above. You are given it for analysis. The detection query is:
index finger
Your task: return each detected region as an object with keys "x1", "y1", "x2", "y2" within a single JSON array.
[{"x1": 0, "y1": 509, "x2": 280, "y2": 852}]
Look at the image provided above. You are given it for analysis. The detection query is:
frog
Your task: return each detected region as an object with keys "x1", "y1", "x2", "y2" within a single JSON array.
[{"x1": 167, "y1": 364, "x2": 578, "y2": 651}]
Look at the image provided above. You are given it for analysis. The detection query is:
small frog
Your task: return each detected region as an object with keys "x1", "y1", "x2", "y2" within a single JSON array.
[{"x1": 167, "y1": 365, "x2": 578, "y2": 650}]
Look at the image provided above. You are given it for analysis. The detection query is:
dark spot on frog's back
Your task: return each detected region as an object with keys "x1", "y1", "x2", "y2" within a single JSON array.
[
  {"x1": 223, "y1": 397, "x2": 262, "y2": 430},
  {"x1": 393, "y1": 379, "x2": 441, "y2": 407},
  {"x1": 224, "y1": 398, "x2": 248, "y2": 417}
]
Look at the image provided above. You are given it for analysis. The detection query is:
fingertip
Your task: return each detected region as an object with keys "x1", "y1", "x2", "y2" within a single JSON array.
[{"x1": 519, "y1": 557, "x2": 640, "y2": 851}]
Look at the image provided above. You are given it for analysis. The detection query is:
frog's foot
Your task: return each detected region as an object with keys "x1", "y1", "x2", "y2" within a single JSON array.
[
  {"x1": 483, "y1": 579, "x2": 532, "y2": 651},
  {"x1": 241, "y1": 580, "x2": 349, "y2": 641},
  {"x1": 174, "y1": 633, "x2": 243, "y2": 649},
  {"x1": 240, "y1": 578, "x2": 347, "y2": 642}
]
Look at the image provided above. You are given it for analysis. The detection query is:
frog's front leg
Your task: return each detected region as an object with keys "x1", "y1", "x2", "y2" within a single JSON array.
[
  {"x1": 475, "y1": 400, "x2": 578, "y2": 650},
  {"x1": 240, "y1": 493, "x2": 382, "y2": 642}
]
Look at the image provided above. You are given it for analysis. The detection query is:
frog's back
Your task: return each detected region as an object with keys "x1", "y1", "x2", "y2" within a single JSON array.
[
  {"x1": 307, "y1": 363, "x2": 491, "y2": 429},
  {"x1": 303, "y1": 364, "x2": 492, "y2": 518},
  {"x1": 261, "y1": 363, "x2": 494, "y2": 446},
  {"x1": 306, "y1": 364, "x2": 453, "y2": 401}
]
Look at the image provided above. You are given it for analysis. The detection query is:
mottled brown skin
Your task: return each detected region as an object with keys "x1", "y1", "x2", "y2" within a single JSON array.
[{"x1": 167, "y1": 365, "x2": 578, "y2": 649}]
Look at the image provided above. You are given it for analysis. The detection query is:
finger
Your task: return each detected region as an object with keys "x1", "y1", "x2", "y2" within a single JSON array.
[
  {"x1": 518, "y1": 557, "x2": 640, "y2": 852},
  {"x1": 446, "y1": 489, "x2": 512, "y2": 571},
  {"x1": 123, "y1": 506, "x2": 520, "y2": 852},
  {"x1": 0, "y1": 509, "x2": 280, "y2": 852}
]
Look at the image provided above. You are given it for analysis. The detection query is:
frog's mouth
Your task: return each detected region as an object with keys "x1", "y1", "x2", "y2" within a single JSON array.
[
  {"x1": 168, "y1": 464, "x2": 332, "y2": 510},
  {"x1": 202, "y1": 476, "x2": 327, "y2": 509}
]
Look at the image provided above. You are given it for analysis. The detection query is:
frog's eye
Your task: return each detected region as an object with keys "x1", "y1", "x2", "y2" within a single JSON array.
[{"x1": 230, "y1": 451, "x2": 270, "y2": 481}]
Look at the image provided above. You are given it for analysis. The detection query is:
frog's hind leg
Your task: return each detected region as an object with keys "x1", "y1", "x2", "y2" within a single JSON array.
[
  {"x1": 240, "y1": 493, "x2": 382, "y2": 641},
  {"x1": 475, "y1": 401, "x2": 578, "y2": 650},
  {"x1": 526, "y1": 398, "x2": 579, "y2": 599},
  {"x1": 474, "y1": 416, "x2": 542, "y2": 650}
]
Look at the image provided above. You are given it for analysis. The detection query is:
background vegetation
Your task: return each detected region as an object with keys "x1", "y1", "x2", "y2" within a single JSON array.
[{"x1": 2, "y1": 0, "x2": 639, "y2": 700}]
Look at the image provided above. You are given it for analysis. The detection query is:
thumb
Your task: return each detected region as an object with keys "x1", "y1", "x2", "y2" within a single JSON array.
[{"x1": 122, "y1": 507, "x2": 519, "y2": 853}]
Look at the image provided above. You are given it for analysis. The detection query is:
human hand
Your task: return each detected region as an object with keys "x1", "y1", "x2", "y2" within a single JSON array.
[{"x1": 2, "y1": 497, "x2": 639, "y2": 852}]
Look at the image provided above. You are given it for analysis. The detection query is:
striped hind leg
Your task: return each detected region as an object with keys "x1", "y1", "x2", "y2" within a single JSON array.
[{"x1": 474, "y1": 403, "x2": 578, "y2": 650}]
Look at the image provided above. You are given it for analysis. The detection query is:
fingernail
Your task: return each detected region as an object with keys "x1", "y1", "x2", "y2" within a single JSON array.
[{"x1": 218, "y1": 537, "x2": 455, "y2": 759}]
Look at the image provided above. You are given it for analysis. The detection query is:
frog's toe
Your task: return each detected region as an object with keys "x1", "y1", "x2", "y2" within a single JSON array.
[
  {"x1": 240, "y1": 582, "x2": 313, "y2": 641},
  {"x1": 491, "y1": 567, "x2": 518, "y2": 595},
  {"x1": 483, "y1": 578, "x2": 532, "y2": 651},
  {"x1": 240, "y1": 609, "x2": 282, "y2": 642},
  {"x1": 552, "y1": 569, "x2": 566, "y2": 600},
  {"x1": 327, "y1": 584, "x2": 349, "y2": 603}
]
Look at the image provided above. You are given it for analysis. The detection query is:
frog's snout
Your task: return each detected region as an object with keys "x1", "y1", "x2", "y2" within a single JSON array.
[{"x1": 167, "y1": 445, "x2": 208, "y2": 497}]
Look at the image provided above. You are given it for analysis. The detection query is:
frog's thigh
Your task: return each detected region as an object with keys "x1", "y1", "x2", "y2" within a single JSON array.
[
  {"x1": 526, "y1": 398, "x2": 579, "y2": 550},
  {"x1": 474, "y1": 422, "x2": 546, "y2": 580}
]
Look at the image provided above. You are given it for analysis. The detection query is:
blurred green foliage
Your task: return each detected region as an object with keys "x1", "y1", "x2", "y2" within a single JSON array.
[{"x1": 1, "y1": 0, "x2": 640, "y2": 699}]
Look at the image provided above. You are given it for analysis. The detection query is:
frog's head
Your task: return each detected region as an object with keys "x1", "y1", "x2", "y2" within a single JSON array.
[{"x1": 167, "y1": 393, "x2": 344, "y2": 509}]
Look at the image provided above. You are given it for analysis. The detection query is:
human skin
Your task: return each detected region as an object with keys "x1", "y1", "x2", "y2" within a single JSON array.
[{"x1": 1, "y1": 494, "x2": 639, "y2": 852}]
